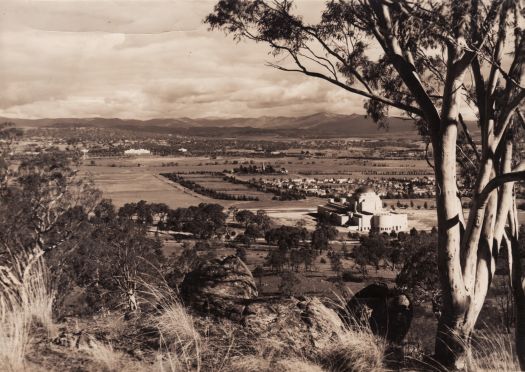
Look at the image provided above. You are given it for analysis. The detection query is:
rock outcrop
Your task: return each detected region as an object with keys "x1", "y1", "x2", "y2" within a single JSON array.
[
  {"x1": 180, "y1": 255, "x2": 257, "y2": 320},
  {"x1": 242, "y1": 297, "x2": 345, "y2": 355},
  {"x1": 345, "y1": 282, "x2": 413, "y2": 343}
]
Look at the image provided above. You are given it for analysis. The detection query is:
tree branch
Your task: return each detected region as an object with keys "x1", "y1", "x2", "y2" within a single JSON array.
[
  {"x1": 479, "y1": 164, "x2": 525, "y2": 207},
  {"x1": 265, "y1": 43, "x2": 424, "y2": 116},
  {"x1": 368, "y1": 0, "x2": 441, "y2": 131},
  {"x1": 458, "y1": 113, "x2": 480, "y2": 162}
]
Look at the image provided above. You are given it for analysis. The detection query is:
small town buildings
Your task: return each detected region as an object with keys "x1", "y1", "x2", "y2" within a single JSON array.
[
  {"x1": 317, "y1": 186, "x2": 408, "y2": 233},
  {"x1": 124, "y1": 148, "x2": 151, "y2": 155}
]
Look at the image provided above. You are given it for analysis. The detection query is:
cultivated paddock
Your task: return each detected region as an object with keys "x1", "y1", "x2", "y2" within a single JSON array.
[{"x1": 80, "y1": 155, "x2": 525, "y2": 228}]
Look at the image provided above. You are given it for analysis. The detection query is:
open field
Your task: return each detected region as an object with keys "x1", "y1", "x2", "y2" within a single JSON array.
[
  {"x1": 80, "y1": 165, "x2": 212, "y2": 208},
  {"x1": 84, "y1": 153, "x2": 432, "y2": 179},
  {"x1": 81, "y1": 155, "x2": 525, "y2": 229},
  {"x1": 181, "y1": 173, "x2": 273, "y2": 200}
]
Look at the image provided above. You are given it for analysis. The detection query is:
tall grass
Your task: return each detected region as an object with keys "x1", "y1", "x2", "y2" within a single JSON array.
[
  {"x1": 80, "y1": 340, "x2": 125, "y2": 371},
  {"x1": 317, "y1": 292, "x2": 386, "y2": 372},
  {"x1": 142, "y1": 282, "x2": 522, "y2": 372},
  {"x1": 21, "y1": 259, "x2": 55, "y2": 330},
  {"x1": 319, "y1": 322, "x2": 386, "y2": 372},
  {"x1": 464, "y1": 327, "x2": 520, "y2": 372},
  {"x1": 229, "y1": 356, "x2": 325, "y2": 372},
  {"x1": 155, "y1": 300, "x2": 203, "y2": 372},
  {"x1": 0, "y1": 255, "x2": 54, "y2": 371},
  {"x1": 143, "y1": 282, "x2": 203, "y2": 372},
  {"x1": 0, "y1": 300, "x2": 29, "y2": 371}
]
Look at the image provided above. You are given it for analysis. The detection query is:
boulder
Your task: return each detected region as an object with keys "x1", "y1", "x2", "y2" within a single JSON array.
[
  {"x1": 180, "y1": 255, "x2": 257, "y2": 320},
  {"x1": 242, "y1": 297, "x2": 345, "y2": 355},
  {"x1": 345, "y1": 282, "x2": 413, "y2": 343}
]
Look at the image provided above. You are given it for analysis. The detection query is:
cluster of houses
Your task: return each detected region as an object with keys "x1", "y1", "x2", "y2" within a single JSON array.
[{"x1": 251, "y1": 176, "x2": 436, "y2": 198}]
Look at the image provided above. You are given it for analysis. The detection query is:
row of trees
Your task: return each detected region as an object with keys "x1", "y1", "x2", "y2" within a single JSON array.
[
  {"x1": 161, "y1": 173, "x2": 259, "y2": 201},
  {"x1": 118, "y1": 200, "x2": 229, "y2": 240},
  {"x1": 260, "y1": 222, "x2": 338, "y2": 272}
]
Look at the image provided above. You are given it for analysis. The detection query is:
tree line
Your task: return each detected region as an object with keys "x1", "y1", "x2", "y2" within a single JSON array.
[{"x1": 161, "y1": 173, "x2": 259, "y2": 201}]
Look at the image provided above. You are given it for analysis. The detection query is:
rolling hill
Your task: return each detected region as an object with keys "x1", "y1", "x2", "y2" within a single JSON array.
[{"x1": 0, "y1": 113, "x2": 474, "y2": 138}]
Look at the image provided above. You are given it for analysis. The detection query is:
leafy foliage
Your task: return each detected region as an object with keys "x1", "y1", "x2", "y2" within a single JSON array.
[{"x1": 395, "y1": 231, "x2": 440, "y2": 304}]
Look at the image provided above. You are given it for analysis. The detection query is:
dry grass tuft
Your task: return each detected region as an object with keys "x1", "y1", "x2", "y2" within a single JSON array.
[
  {"x1": 465, "y1": 328, "x2": 520, "y2": 372},
  {"x1": 320, "y1": 323, "x2": 386, "y2": 372},
  {"x1": 155, "y1": 300, "x2": 201, "y2": 353},
  {"x1": 81, "y1": 340, "x2": 125, "y2": 372},
  {"x1": 143, "y1": 282, "x2": 203, "y2": 372},
  {"x1": 228, "y1": 355, "x2": 271, "y2": 371},
  {"x1": 0, "y1": 256, "x2": 54, "y2": 371},
  {"x1": 22, "y1": 259, "x2": 55, "y2": 331},
  {"x1": 229, "y1": 356, "x2": 325, "y2": 372},
  {"x1": 275, "y1": 358, "x2": 326, "y2": 371},
  {"x1": 0, "y1": 303, "x2": 29, "y2": 371},
  {"x1": 318, "y1": 291, "x2": 387, "y2": 372},
  {"x1": 154, "y1": 302, "x2": 203, "y2": 372}
]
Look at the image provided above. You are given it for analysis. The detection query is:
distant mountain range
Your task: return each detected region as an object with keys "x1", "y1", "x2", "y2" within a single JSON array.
[{"x1": 0, "y1": 113, "x2": 476, "y2": 138}]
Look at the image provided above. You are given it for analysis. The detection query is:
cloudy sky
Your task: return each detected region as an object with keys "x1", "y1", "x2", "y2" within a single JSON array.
[{"x1": 0, "y1": 0, "x2": 368, "y2": 119}]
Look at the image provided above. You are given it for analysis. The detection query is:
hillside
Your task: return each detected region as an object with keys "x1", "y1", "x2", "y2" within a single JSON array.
[{"x1": 0, "y1": 113, "x2": 477, "y2": 138}]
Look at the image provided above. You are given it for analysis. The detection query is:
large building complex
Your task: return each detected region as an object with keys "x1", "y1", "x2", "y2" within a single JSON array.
[{"x1": 317, "y1": 186, "x2": 408, "y2": 233}]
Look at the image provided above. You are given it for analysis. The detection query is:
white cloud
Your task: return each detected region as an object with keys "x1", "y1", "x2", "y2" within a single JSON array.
[{"x1": 0, "y1": 0, "x2": 365, "y2": 119}]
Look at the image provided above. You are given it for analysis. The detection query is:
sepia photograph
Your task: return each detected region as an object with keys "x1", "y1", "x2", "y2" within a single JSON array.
[{"x1": 0, "y1": 0, "x2": 525, "y2": 370}]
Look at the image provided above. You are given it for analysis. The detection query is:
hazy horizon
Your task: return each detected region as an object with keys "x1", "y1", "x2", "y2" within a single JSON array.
[{"x1": 0, "y1": 111, "x2": 365, "y2": 121}]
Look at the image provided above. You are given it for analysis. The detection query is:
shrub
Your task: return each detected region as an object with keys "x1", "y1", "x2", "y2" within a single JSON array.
[
  {"x1": 278, "y1": 271, "x2": 302, "y2": 296},
  {"x1": 341, "y1": 270, "x2": 363, "y2": 283}
]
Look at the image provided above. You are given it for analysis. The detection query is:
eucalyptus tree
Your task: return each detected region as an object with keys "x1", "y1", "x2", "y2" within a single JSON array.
[{"x1": 206, "y1": 0, "x2": 525, "y2": 368}]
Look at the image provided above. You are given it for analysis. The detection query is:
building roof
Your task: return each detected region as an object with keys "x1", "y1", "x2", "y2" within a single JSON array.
[{"x1": 355, "y1": 186, "x2": 376, "y2": 194}]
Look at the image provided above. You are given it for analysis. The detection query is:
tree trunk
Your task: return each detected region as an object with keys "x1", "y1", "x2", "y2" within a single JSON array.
[
  {"x1": 511, "y1": 236, "x2": 525, "y2": 370},
  {"x1": 432, "y1": 52, "x2": 475, "y2": 367},
  {"x1": 508, "y1": 199, "x2": 525, "y2": 370},
  {"x1": 463, "y1": 140, "x2": 515, "y2": 332},
  {"x1": 434, "y1": 120, "x2": 470, "y2": 369}
]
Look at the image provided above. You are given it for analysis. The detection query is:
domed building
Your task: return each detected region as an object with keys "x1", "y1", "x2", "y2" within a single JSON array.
[
  {"x1": 353, "y1": 186, "x2": 383, "y2": 214},
  {"x1": 317, "y1": 187, "x2": 408, "y2": 233}
]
